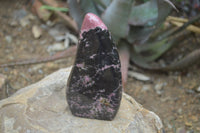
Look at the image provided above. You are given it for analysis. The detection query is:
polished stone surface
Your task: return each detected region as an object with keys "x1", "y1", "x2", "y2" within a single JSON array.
[{"x1": 67, "y1": 27, "x2": 122, "y2": 120}]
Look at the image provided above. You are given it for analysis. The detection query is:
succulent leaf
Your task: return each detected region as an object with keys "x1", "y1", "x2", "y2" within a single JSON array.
[
  {"x1": 129, "y1": 1, "x2": 158, "y2": 26},
  {"x1": 101, "y1": 0, "x2": 134, "y2": 40}
]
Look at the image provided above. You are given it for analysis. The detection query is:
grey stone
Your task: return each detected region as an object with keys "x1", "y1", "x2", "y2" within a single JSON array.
[
  {"x1": 128, "y1": 71, "x2": 151, "y2": 82},
  {"x1": 66, "y1": 32, "x2": 78, "y2": 44},
  {"x1": 0, "y1": 67, "x2": 164, "y2": 133},
  {"x1": 12, "y1": 9, "x2": 27, "y2": 20},
  {"x1": 47, "y1": 43, "x2": 65, "y2": 52},
  {"x1": 19, "y1": 17, "x2": 30, "y2": 27},
  {"x1": 141, "y1": 85, "x2": 151, "y2": 92},
  {"x1": 5, "y1": 35, "x2": 12, "y2": 43},
  {"x1": 9, "y1": 20, "x2": 18, "y2": 27},
  {"x1": 154, "y1": 82, "x2": 167, "y2": 95},
  {"x1": 176, "y1": 127, "x2": 186, "y2": 133}
]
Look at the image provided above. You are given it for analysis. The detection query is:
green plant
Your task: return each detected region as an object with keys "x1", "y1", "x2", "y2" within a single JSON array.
[{"x1": 68, "y1": 0, "x2": 200, "y2": 86}]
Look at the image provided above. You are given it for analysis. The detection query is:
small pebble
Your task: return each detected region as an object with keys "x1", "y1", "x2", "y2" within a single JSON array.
[
  {"x1": 176, "y1": 127, "x2": 186, "y2": 133},
  {"x1": 3, "y1": 68, "x2": 9, "y2": 72},
  {"x1": 26, "y1": 14, "x2": 36, "y2": 20},
  {"x1": 0, "y1": 74, "x2": 7, "y2": 88},
  {"x1": 19, "y1": 17, "x2": 30, "y2": 27},
  {"x1": 186, "y1": 130, "x2": 194, "y2": 133},
  {"x1": 54, "y1": 36, "x2": 65, "y2": 42},
  {"x1": 64, "y1": 38, "x2": 69, "y2": 48},
  {"x1": 167, "y1": 123, "x2": 172, "y2": 129},
  {"x1": 40, "y1": 24, "x2": 48, "y2": 29},
  {"x1": 141, "y1": 85, "x2": 151, "y2": 92},
  {"x1": 17, "y1": 27, "x2": 22, "y2": 32},
  {"x1": 128, "y1": 71, "x2": 151, "y2": 82},
  {"x1": 154, "y1": 82, "x2": 167, "y2": 95},
  {"x1": 38, "y1": 69, "x2": 43, "y2": 74},
  {"x1": 32, "y1": 64, "x2": 43, "y2": 71},
  {"x1": 187, "y1": 73, "x2": 191, "y2": 77},
  {"x1": 177, "y1": 108, "x2": 182, "y2": 115},
  {"x1": 67, "y1": 32, "x2": 78, "y2": 44},
  {"x1": 5, "y1": 35, "x2": 12, "y2": 43},
  {"x1": 196, "y1": 86, "x2": 200, "y2": 92},
  {"x1": 40, "y1": 40, "x2": 47, "y2": 45},
  {"x1": 45, "y1": 62, "x2": 58, "y2": 70},
  {"x1": 185, "y1": 89, "x2": 195, "y2": 94},
  {"x1": 9, "y1": 20, "x2": 18, "y2": 27},
  {"x1": 185, "y1": 121, "x2": 192, "y2": 127},
  {"x1": 46, "y1": 20, "x2": 55, "y2": 27},
  {"x1": 32, "y1": 25, "x2": 42, "y2": 39},
  {"x1": 28, "y1": 68, "x2": 32, "y2": 73},
  {"x1": 48, "y1": 28, "x2": 59, "y2": 37},
  {"x1": 48, "y1": 24, "x2": 67, "y2": 38},
  {"x1": 12, "y1": 9, "x2": 27, "y2": 20},
  {"x1": 47, "y1": 43, "x2": 65, "y2": 52}
]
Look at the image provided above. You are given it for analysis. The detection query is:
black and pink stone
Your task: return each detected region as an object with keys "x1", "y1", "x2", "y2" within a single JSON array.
[{"x1": 66, "y1": 13, "x2": 122, "y2": 121}]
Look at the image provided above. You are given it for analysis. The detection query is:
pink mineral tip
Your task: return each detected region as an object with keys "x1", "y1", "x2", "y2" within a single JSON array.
[{"x1": 80, "y1": 13, "x2": 107, "y2": 38}]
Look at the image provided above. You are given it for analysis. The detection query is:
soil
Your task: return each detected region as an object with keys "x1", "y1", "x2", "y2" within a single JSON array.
[{"x1": 0, "y1": 1, "x2": 199, "y2": 133}]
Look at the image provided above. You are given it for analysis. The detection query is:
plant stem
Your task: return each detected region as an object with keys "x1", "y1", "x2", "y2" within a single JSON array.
[{"x1": 170, "y1": 14, "x2": 200, "y2": 36}]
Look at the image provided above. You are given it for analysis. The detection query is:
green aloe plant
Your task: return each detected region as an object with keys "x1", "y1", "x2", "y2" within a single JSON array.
[
  {"x1": 68, "y1": 0, "x2": 200, "y2": 86},
  {"x1": 1, "y1": 0, "x2": 199, "y2": 89}
]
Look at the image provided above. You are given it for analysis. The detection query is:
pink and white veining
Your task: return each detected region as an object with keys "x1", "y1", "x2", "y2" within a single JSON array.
[{"x1": 80, "y1": 13, "x2": 107, "y2": 38}]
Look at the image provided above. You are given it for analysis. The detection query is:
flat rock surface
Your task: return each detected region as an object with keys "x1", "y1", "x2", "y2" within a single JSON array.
[{"x1": 0, "y1": 67, "x2": 164, "y2": 133}]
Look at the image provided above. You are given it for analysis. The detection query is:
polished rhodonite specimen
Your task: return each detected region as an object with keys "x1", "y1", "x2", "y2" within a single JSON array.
[{"x1": 66, "y1": 13, "x2": 122, "y2": 121}]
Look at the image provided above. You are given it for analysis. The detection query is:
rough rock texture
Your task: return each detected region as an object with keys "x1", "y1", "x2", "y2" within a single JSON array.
[
  {"x1": 67, "y1": 27, "x2": 122, "y2": 120},
  {"x1": 0, "y1": 67, "x2": 164, "y2": 133}
]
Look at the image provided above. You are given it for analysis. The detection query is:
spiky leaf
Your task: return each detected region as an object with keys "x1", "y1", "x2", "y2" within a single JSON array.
[
  {"x1": 101, "y1": 0, "x2": 134, "y2": 40},
  {"x1": 129, "y1": 0, "x2": 158, "y2": 26}
]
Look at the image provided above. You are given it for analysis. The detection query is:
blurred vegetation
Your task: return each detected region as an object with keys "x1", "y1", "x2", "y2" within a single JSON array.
[
  {"x1": 0, "y1": 0, "x2": 199, "y2": 87},
  {"x1": 68, "y1": 0, "x2": 200, "y2": 73}
]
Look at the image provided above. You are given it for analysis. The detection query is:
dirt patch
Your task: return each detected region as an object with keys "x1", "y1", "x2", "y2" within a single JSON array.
[{"x1": 0, "y1": 1, "x2": 199, "y2": 133}]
